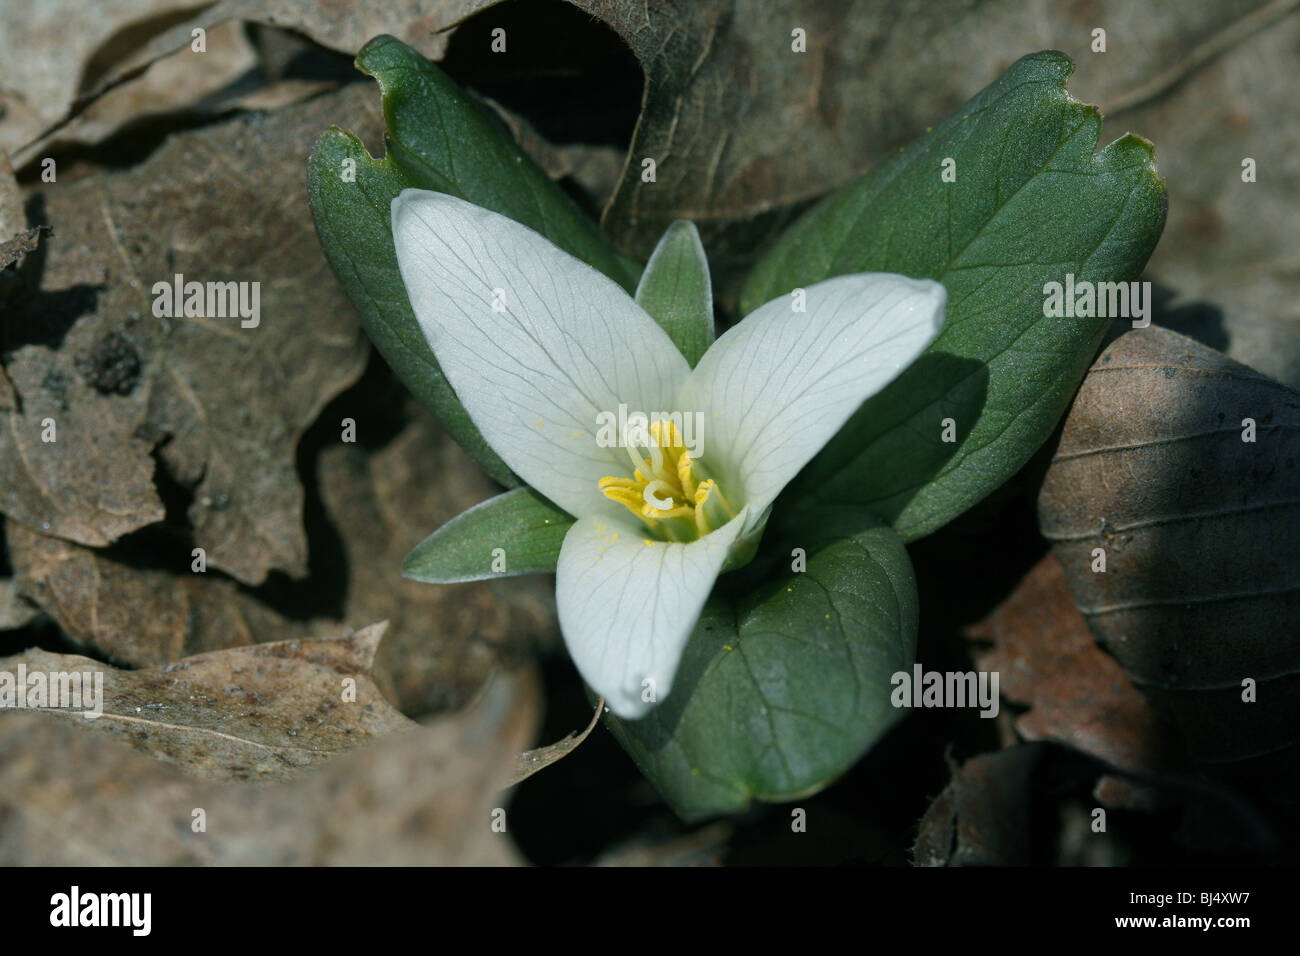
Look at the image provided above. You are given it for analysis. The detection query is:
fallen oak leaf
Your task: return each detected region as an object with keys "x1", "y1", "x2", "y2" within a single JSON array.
[
  {"x1": 12, "y1": 21, "x2": 261, "y2": 168},
  {"x1": 0, "y1": 622, "x2": 414, "y2": 781},
  {"x1": 0, "y1": 669, "x2": 538, "y2": 865},
  {"x1": 0, "y1": 348, "x2": 166, "y2": 546},
  {"x1": 1, "y1": 152, "x2": 37, "y2": 397},
  {"x1": 0, "y1": 151, "x2": 20, "y2": 234},
  {"x1": 575, "y1": 0, "x2": 1252, "y2": 263},
  {"x1": 506, "y1": 696, "x2": 603, "y2": 788}
]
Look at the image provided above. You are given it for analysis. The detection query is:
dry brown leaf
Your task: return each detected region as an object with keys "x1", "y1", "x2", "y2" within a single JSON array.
[
  {"x1": 2, "y1": 159, "x2": 29, "y2": 410},
  {"x1": 13, "y1": 24, "x2": 354, "y2": 170},
  {"x1": 966, "y1": 553, "x2": 1181, "y2": 807},
  {"x1": 0, "y1": 151, "x2": 21, "y2": 235},
  {"x1": 2, "y1": 155, "x2": 35, "y2": 400},
  {"x1": 0, "y1": 576, "x2": 39, "y2": 631},
  {"x1": 0, "y1": 349, "x2": 166, "y2": 545},
  {"x1": 507, "y1": 695, "x2": 602, "y2": 787},
  {"x1": 317, "y1": 402, "x2": 558, "y2": 716},
  {"x1": 2, "y1": 85, "x2": 372, "y2": 582},
  {"x1": 0, "y1": 228, "x2": 42, "y2": 273},
  {"x1": 1102, "y1": 4, "x2": 1300, "y2": 388},
  {"x1": 0, "y1": 0, "x2": 195, "y2": 154},
  {"x1": 5, "y1": 396, "x2": 554, "y2": 710},
  {"x1": 1038, "y1": 326, "x2": 1300, "y2": 788},
  {"x1": 571, "y1": 0, "x2": 1276, "y2": 260},
  {"x1": 2, "y1": 2, "x2": 459, "y2": 159},
  {"x1": 0, "y1": 622, "x2": 415, "y2": 780},
  {"x1": 0, "y1": 668, "x2": 538, "y2": 864},
  {"x1": 51, "y1": 0, "x2": 498, "y2": 141},
  {"x1": 12, "y1": 21, "x2": 259, "y2": 166},
  {"x1": 6, "y1": 520, "x2": 310, "y2": 664}
]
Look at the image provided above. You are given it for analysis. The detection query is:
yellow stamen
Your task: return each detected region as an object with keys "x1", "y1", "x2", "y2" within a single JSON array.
[{"x1": 599, "y1": 417, "x2": 732, "y2": 542}]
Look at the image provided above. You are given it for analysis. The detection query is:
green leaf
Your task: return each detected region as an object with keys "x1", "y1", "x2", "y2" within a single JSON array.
[
  {"x1": 741, "y1": 50, "x2": 1167, "y2": 542},
  {"x1": 604, "y1": 512, "x2": 917, "y2": 821},
  {"x1": 634, "y1": 220, "x2": 714, "y2": 367},
  {"x1": 308, "y1": 35, "x2": 641, "y2": 486},
  {"x1": 402, "y1": 487, "x2": 573, "y2": 583}
]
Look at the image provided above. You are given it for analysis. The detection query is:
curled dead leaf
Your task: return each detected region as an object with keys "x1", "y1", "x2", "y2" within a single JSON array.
[{"x1": 1038, "y1": 326, "x2": 1300, "y2": 790}]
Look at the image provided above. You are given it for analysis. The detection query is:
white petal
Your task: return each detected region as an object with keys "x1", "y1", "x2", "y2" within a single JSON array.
[
  {"x1": 679, "y1": 273, "x2": 945, "y2": 513},
  {"x1": 556, "y1": 510, "x2": 747, "y2": 719},
  {"x1": 392, "y1": 190, "x2": 690, "y2": 518}
]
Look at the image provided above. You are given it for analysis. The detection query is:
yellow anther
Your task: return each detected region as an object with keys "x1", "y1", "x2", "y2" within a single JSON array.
[
  {"x1": 677, "y1": 450, "x2": 697, "y2": 499},
  {"x1": 599, "y1": 416, "x2": 729, "y2": 543}
]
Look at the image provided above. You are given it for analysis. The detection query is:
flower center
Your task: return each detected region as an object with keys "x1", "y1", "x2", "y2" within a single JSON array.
[{"x1": 598, "y1": 420, "x2": 736, "y2": 542}]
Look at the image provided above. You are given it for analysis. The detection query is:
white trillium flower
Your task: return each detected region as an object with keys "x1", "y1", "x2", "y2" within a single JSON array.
[{"x1": 391, "y1": 189, "x2": 946, "y2": 719}]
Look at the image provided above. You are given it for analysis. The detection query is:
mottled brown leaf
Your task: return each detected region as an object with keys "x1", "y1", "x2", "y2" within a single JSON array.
[
  {"x1": 2, "y1": 86, "x2": 371, "y2": 582},
  {"x1": 0, "y1": 150, "x2": 37, "y2": 323},
  {"x1": 0, "y1": 669, "x2": 538, "y2": 864},
  {"x1": 0, "y1": 151, "x2": 22, "y2": 235},
  {"x1": 1038, "y1": 326, "x2": 1300, "y2": 785},
  {"x1": 0, "y1": 228, "x2": 43, "y2": 272},
  {"x1": 0, "y1": 350, "x2": 166, "y2": 545},
  {"x1": 0, "y1": 622, "x2": 414, "y2": 780}
]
